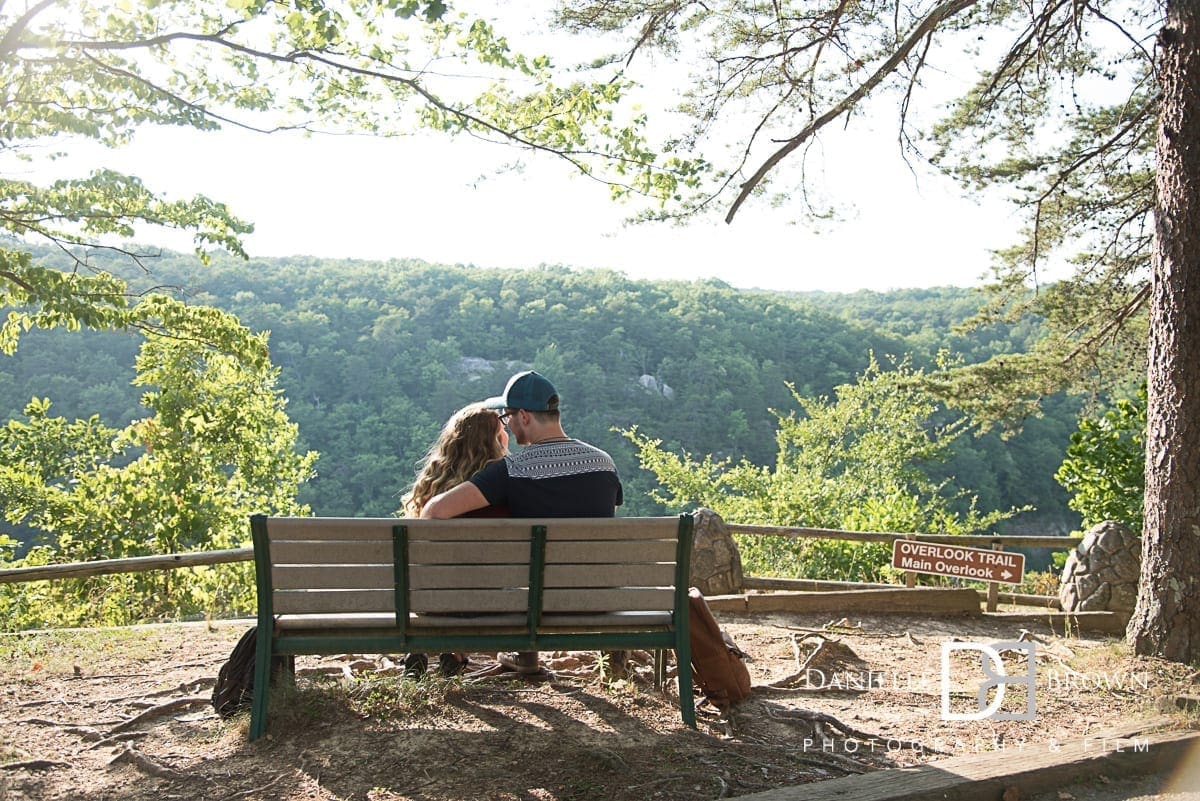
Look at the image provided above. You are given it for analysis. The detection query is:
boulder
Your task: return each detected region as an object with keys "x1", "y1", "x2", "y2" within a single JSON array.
[
  {"x1": 689, "y1": 508, "x2": 744, "y2": 596},
  {"x1": 1058, "y1": 521, "x2": 1141, "y2": 616}
]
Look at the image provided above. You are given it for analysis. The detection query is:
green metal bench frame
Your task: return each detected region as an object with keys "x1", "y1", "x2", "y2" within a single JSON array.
[{"x1": 248, "y1": 514, "x2": 696, "y2": 740}]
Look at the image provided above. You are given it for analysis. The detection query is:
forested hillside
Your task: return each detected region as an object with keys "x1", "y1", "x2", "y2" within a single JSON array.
[{"x1": 0, "y1": 250, "x2": 1080, "y2": 544}]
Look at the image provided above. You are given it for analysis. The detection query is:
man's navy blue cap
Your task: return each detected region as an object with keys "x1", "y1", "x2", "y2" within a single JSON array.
[{"x1": 484, "y1": 371, "x2": 558, "y2": 412}]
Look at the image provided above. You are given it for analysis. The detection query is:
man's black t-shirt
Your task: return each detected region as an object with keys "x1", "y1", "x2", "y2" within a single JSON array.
[{"x1": 469, "y1": 438, "x2": 623, "y2": 517}]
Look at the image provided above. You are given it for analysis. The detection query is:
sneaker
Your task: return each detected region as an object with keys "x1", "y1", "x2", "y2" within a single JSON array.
[
  {"x1": 439, "y1": 652, "x2": 470, "y2": 677},
  {"x1": 497, "y1": 651, "x2": 540, "y2": 674},
  {"x1": 403, "y1": 652, "x2": 429, "y2": 679}
]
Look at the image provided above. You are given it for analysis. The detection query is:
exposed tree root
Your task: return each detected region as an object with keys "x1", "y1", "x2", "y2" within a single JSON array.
[
  {"x1": 9, "y1": 718, "x2": 107, "y2": 739},
  {"x1": 1, "y1": 758, "x2": 73, "y2": 771},
  {"x1": 107, "y1": 743, "x2": 186, "y2": 781},
  {"x1": 222, "y1": 772, "x2": 288, "y2": 800},
  {"x1": 762, "y1": 704, "x2": 946, "y2": 754},
  {"x1": 105, "y1": 696, "x2": 211, "y2": 735},
  {"x1": 104, "y1": 678, "x2": 217, "y2": 704},
  {"x1": 79, "y1": 731, "x2": 149, "y2": 753},
  {"x1": 766, "y1": 634, "x2": 832, "y2": 687}
]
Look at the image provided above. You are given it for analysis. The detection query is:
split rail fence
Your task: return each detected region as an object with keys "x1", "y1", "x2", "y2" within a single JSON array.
[{"x1": 0, "y1": 522, "x2": 1081, "y2": 615}]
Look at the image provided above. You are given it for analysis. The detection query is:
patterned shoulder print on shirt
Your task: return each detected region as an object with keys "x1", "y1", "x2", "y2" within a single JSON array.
[{"x1": 507, "y1": 439, "x2": 617, "y2": 480}]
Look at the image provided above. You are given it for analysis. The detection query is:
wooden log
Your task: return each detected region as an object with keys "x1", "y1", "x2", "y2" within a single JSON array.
[
  {"x1": 984, "y1": 610, "x2": 1130, "y2": 636},
  {"x1": 0, "y1": 548, "x2": 252, "y2": 585},
  {"x1": 740, "y1": 577, "x2": 1062, "y2": 610},
  {"x1": 705, "y1": 588, "x2": 983, "y2": 616}
]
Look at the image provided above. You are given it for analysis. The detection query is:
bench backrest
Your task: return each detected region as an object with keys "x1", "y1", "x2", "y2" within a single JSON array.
[{"x1": 251, "y1": 515, "x2": 693, "y2": 627}]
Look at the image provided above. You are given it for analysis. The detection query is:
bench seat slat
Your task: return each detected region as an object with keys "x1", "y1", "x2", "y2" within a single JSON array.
[
  {"x1": 543, "y1": 519, "x2": 681, "y2": 540},
  {"x1": 274, "y1": 613, "x2": 530, "y2": 630},
  {"x1": 544, "y1": 539, "x2": 676, "y2": 564},
  {"x1": 272, "y1": 611, "x2": 674, "y2": 632},
  {"x1": 409, "y1": 564, "x2": 528, "y2": 589},
  {"x1": 409, "y1": 588, "x2": 528, "y2": 613},
  {"x1": 542, "y1": 587, "x2": 675, "y2": 612},
  {"x1": 273, "y1": 588, "x2": 394, "y2": 614},
  {"x1": 410, "y1": 613, "x2": 528, "y2": 629},
  {"x1": 539, "y1": 611, "x2": 673, "y2": 628},
  {"x1": 270, "y1": 539, "x2": 393, "y2": 565},
  {"x1": 408, "y1": 541, "x2": 531, "y2": 564},
  {"x1": 543, "y1": 563, "x2": 674, "y2": 588},
  {"x1": 275, "y1": 612, "x2": 397, "y2": 630},
  {"x1": 271, "y1": 564, "x2": 678, "y2": 593},
  {"x1": 267, "y1": 518, "x2": 395, "y2": 541},
  {"x1": 272, "y1": 564, "x2": 392, "y2": 590},
  {"x1": 403, "y1": 519, "x2": 537, "y2": 541}
]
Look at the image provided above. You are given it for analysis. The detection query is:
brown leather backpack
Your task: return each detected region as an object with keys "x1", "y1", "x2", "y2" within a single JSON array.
[{"x1": 687, "y1": 588, "x2": 752, "y2": 710}]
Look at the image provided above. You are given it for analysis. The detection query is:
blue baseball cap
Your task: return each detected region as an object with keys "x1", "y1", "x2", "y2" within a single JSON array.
[{"x1": 484, "y1": 371, "x2": 558, "y2": 411}]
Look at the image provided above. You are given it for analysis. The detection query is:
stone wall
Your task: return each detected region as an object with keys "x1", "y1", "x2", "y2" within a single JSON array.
[{"x1": 1058, "y1": 521, "x2": 1141, "y2": 616}]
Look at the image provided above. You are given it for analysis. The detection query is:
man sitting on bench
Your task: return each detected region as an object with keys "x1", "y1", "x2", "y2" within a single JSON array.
[{"x1": 421, "y1": 370, "x2": 624, "y2": 674}]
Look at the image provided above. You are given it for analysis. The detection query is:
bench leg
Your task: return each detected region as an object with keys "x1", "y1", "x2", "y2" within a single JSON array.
[
  {"x1": 676, "y1": 652, "x2": 696, "y2": 733},
  {"x1": 674, "y1": 649, "x2": 697, "y2": 729},
  {"x1": 249, "y1": 629, "x2": 274, "y2": 741},
  {"x1": 654, "y1": 649, "x2": 665, "y2": 686}
]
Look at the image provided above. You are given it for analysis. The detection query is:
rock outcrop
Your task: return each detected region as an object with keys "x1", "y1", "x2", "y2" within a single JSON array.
[
  {"x1": 1059, "y1": 521, "x2": 1141, "y2": 616},
  {"x1": 689, "y1": 508, "x2": 743, "y2": 596}
]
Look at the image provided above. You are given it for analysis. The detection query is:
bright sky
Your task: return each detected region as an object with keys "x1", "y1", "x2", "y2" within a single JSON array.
[
  {"x1": 16, "y1": 5, "x2": 1028, "y2": 295},
  {"x1": 41, "y1": 123, "x2": 1017, "y2": 295}
]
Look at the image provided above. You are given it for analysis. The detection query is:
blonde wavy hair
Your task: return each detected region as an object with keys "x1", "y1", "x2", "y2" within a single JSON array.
[{"x1": 400, "y1": 404, "x2": 505, "y2": 516}]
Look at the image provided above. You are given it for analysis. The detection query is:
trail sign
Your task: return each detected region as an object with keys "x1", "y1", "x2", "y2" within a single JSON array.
[{"x1": 891, "y1": 540, "x2": 1025, "y2": 584}]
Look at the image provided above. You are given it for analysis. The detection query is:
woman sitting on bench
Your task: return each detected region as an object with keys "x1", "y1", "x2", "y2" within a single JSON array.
[{"x1": 398, "y1": 403, "x2": 510, "y2": 677}]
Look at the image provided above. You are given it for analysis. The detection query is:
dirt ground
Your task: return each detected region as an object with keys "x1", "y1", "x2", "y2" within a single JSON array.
[{"x1": 2, "y1": 608, "x2": 1197, "y2": 801}]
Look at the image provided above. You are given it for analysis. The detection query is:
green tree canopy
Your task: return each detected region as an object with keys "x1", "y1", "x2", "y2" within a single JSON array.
[
  {"x1": 0, "y1": 299, "x2": 315, "y2": 627},
  {"x1": 623, "y1": 358, "x2": 1016, "y2": 581},
  {"x1": 1055, "y1": 387, "x2": 1146, "y2": 533}
]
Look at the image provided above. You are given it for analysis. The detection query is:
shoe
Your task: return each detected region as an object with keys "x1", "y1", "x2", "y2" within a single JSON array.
[
  {"x1": 403, "y1": 652, "x2": 428, "y2": 678},
  {"x1": 497, "y1": 651, "x2": 540, "y2": 674},
  {"x1": 439, "y1": 652, "x2": 469, "y2": 677}
]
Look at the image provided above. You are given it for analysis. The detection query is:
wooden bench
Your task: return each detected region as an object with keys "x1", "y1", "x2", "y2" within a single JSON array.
[{"x1": 248, "y1": 514, "x2": 696, "y2": 740}]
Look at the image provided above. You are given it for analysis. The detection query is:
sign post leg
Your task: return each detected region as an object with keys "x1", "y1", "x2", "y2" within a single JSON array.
[{"x1": 986, "y1": 541, "x2": 1003, "y2": 612}]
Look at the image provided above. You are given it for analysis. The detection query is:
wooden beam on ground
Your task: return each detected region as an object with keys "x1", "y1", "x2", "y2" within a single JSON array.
[
  {"x1": 740, "y1": 577, "x2": 1062, "y2": 610},
  {"x1": 705, "y1": 588, "x2": 983, "y2": 616},
  {"x1": 983, "y1": 610, "x2": 1130, "y2": 636},
  {"x1": 0, "y1": 548, "x2": 253, "y2": 584},
  {"x1": 730, "y1": 728, "x2": 1200, "y2": 801}
]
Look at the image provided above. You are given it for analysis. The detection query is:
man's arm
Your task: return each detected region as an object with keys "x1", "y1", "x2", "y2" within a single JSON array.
[{"x1": 420, "y1": 481, "x2": 490, "y2": 519}]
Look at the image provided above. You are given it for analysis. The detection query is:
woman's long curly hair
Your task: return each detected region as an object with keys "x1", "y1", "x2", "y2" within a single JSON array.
[{"x1": 400, "y1": 404, "x2": 505, "y2": 516}]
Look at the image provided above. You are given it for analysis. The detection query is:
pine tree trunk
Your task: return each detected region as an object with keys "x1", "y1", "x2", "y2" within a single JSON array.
[{"x1": 1127, "y1": 0, "x2": 1200, "y2": 662}]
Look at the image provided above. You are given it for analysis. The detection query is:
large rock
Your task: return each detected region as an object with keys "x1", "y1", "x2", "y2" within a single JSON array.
[
  {"x1": 1058, "y1": 521, "x2": 1141, "y2": 617},
  {"x1": 689, "y1": 508, "x2": 743, "y2": 596}
]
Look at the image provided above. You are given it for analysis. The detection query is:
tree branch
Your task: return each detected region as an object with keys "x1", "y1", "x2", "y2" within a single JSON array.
[
  {"x1": 1062, "y1": 283, "x2": 1151, "y2": 364},
  {"x1": 70, "y1": 28, "x2": 674, "y2": 191},
  {"x1": 725, "y1": 0, "x2": 979, "y2": 224},
  {"x1": 0, "y1": 0, "x2": 58, "y2": 59}
]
